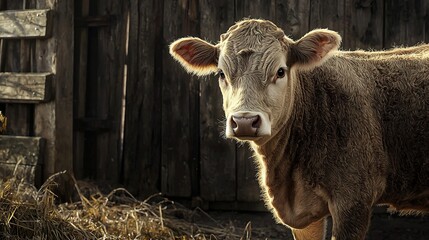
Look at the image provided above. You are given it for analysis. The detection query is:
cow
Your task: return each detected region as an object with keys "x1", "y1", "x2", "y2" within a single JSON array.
[{"x1": 169, "y1": 19, "x2": 429, "y2": 240}]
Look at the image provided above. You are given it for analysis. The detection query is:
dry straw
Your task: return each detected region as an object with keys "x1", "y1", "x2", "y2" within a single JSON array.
[{"x1": 0, "y1": 170, "x2": 251, "y2": 239}]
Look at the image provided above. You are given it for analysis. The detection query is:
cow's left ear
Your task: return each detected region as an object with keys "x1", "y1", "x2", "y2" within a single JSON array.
[
  {"x1": 170, "y1": 37, "x2": 219, "y2": 76},
  {"x1": 287, "y1": 29, "x2": 341, "y2": 69}
]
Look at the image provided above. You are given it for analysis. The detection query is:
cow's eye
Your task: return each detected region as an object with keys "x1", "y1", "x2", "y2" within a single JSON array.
[
  {"x1": 218, "y1": 70, "x2": 226, "y2": 80},
  {"x1": 276, "y1": 68, "x2": 286, "y2": 78}
]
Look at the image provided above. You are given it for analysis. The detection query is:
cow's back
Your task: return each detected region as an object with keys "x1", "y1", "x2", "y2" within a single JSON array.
[{"x1": 344, "y1": 47, "x2": 429, "y2": 211}]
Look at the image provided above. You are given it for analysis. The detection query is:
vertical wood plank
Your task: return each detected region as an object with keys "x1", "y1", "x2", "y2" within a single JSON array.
[
  {"x1": 81, "y1": 0, "x2": 99, "y2": 179},
  {"x1": 385, "y1": 0, "x2": 428, "y2": 48},
  {"x1": 35, "y1": 0, "x2": 74, "y2": 178},
  {"x1": 92, "y1": 0, "x2": 128, "y2": 184},
  {"x1": 73, "y1": 0, "x2": 89, "y2": 180},
  {"x1": 161, "y1": 0, "x2": 200, "y2": 197},
  {"x1": 122, "y1": 0, "x2": 164, "y2": 198},
  {"x1": 343, "y1": 0, "x2": 384, "y2": 50},
  {"x1": 309, "y1": 0, "x2": 345, "y2": 37},
  {"x1": 4, "y1": 106, "x2": 31, "y2": 135},
  {"x1": 199, "y1": 0, "x2": 237, "y2": 202}
]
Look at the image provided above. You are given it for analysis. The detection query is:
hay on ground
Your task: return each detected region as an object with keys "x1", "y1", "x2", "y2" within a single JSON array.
[{"x1": 0, "y1": 171, "x2": 251, "y2": 240}]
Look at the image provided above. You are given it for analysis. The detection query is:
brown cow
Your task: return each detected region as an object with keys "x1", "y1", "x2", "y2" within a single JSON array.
[{"x1": 170, "y1": 19, "x2": 429, "y2": 240}]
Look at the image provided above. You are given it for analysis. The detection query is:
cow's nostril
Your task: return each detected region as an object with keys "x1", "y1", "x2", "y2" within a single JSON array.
[
  {"x1": 252, "y1": 115, "x2": 261, "y2": 128},
  {"x1": 231, "y1": 117, "x2": 238, "y2": 129}
]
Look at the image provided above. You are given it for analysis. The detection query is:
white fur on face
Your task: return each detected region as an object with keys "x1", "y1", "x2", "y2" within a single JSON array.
[{"x1": 218, "y1": 42, "x2": 293, "y2": 141}]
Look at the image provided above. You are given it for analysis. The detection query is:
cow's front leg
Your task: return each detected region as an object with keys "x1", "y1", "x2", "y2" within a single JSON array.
[
  {"x1": 329, "y1": 201, "x2": 371, "y2": 240},
  {"x1": 292, "y1": 218, "x2": 327, "y2": 240}
]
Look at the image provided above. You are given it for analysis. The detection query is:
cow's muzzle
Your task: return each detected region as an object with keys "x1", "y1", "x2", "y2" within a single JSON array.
[{"x1": 226, "y1": 111, "x2": 271, "y2": 139}]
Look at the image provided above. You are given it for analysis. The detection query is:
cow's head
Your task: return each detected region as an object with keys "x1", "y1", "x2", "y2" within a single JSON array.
[{"x1": 170, "y1": 19, "x2": 341, "y2": 143}]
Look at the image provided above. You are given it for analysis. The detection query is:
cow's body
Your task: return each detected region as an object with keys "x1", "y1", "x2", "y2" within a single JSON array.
[
  {"x1": 254, "y1": 47, "x2": 429, "y2": 229},
  {"x1": 170, "y1": 19, "x2": 429, "y2": 240}
]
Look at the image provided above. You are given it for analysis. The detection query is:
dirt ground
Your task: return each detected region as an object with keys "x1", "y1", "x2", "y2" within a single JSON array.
[{"x1": 205, "y1": 211, "x2": 429, "y2": 240}]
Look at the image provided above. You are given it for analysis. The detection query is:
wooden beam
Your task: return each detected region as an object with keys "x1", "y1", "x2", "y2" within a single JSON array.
[
  {"x1": 0, "y1": 72, "x2": 52, "y2": 102},
  {"x1": 35, "y1": 0, "x2": 74, "y2": 180},
  {"x1": 0, "y1": 9, "x2": 51, "y2": 39},
  {"x1": 0, "y1": 135, "x2": 44, "y2": 165},
  {"x1": 0, "y1": 163, "x2": 41, "y2": 185}
]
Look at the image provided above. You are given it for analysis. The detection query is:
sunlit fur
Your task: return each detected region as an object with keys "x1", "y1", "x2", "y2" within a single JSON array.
[
  {"x1": 169, "y1": 37, "x2": 219, "y2": 76},
  {"x1": 170, "y1": 19, "x2": 429, "y2": 240}
]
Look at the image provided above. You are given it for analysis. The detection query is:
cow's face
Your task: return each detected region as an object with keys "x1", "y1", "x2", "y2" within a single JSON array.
[{"x1": 170, "y1": 19, "x2": 341, "y2": 143}]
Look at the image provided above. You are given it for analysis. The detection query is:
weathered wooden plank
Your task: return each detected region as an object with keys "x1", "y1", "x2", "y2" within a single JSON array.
[
  {"x1": 199, "y1": 0, "x2": 237, "y2": 202},
  {"x1": 0, "y1": 72, "x2": 52, "y2": 102},
  {"x1": 161, "y1": 0, "x2": 199, "y2": 197},
  {"x1": 123, "y1": 0, "x2": 163, "y2": 197},
  {"x1": 73, "y1": 0, "x2": 89, "y2": 180},
  {"x1": 0, "y1": 9, "x2": 51, "y2": 38},
  {"x1": 343, "y1": 0, "x2": 384, "y2": 50},
  {"x1": 385, "y1": 0, "x2": 427, "y2": 48},
  {"x1": 0, "y1": 135, "x2": 44, "y2": 165},
  {"x1": 309, "y1": 0, "x2": 345, "y2": 37},
  {"x1": 0, "y1": 163, "x2": 41, "y2": 184},
  {"x1": 34, "y1": 0, "x2": 74, "y2": 179},
  {"x1": 92, "y1": 0, "x2": 128, "y2": 184}
]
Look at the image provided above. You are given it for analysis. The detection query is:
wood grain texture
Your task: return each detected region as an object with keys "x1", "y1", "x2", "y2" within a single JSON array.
[
  {"x1": 79, "y1": 0, "x2": 128, "y2": 185},
  {"x1": 122, "y1": 0, "x2": 164, "y2": 197},
  {"x1": 343, "y1": 0, "x2": 384, "y2": 50},
  {"x1": 0, "y1": 135, "x2": 44, "y2": 185},
  {"x1": 0, "y1": 9, "x2": 51, "y2": 38},
  {"x1": 0, "y1": 72, "x2": 51, "y2": 102},
  {"x1": 34, "y1": 0, "x2": 74, "y2": 178},
  {"x1": 310, "y1": 0, "x2": 346, "y2": 38},
  {"x1": 0, "y1": 135, "x2": 44, "y2": 165},
  {"x1": 73, "y1": 0, "x2": 89, "y2": 180},
  {"x1": 160, "y1": 0, "x2": 200, "y2": 197},
  {"x1": 384, "y1": 0, "x2": 428, "y2": 47},
  {"x1": 0, "y1": 163, "x2": 41, "y2": 184}
]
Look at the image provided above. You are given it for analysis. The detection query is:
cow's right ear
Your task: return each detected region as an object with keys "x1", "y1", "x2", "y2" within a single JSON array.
[
  {"x1": 287, "y1": 29, "x2": 341, "y2": 70},
  {"x1": 169, "y1": 37, "x2": 219, "y2": 76}
]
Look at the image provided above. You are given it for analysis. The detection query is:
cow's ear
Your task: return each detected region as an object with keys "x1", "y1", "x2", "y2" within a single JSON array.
[
  {"x1": 170, "y1": 37, "x2": 219, "y2": 76},
  {"x1": 287, "y1": 29, "x2": 341, "y2": 69}
]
